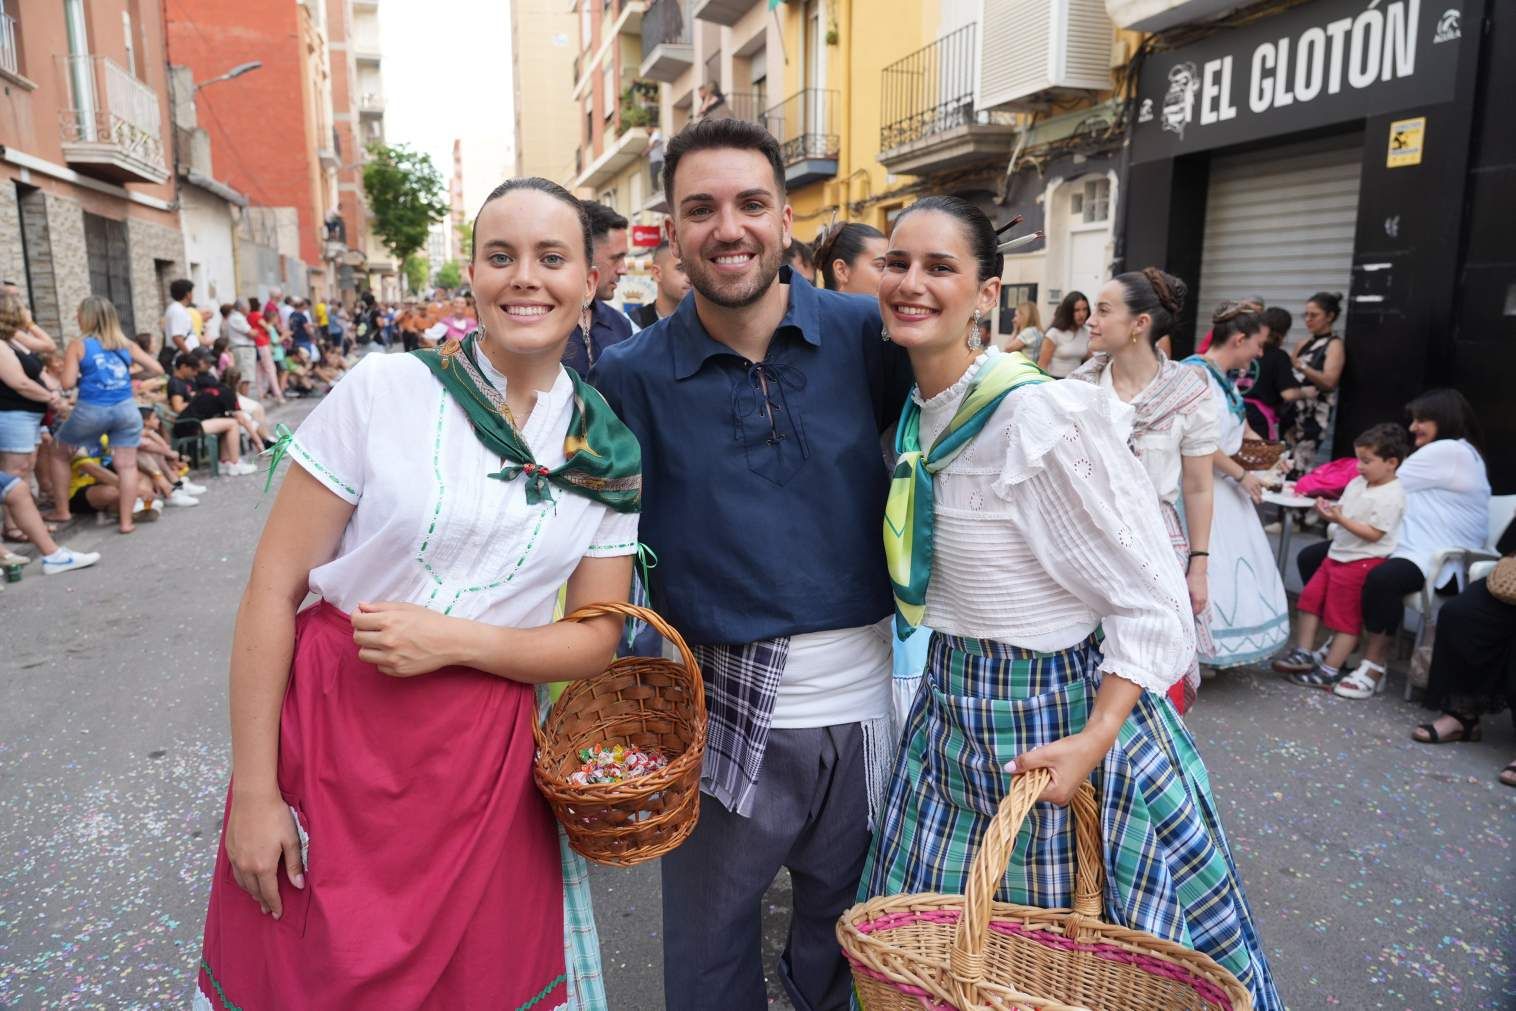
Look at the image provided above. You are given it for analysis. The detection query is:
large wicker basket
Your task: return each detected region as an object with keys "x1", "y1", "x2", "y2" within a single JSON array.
[
  {"x1": 1231, "y1": 439, "x2": 1285, "y2": 471},
  {"x1": 532, "y1": 602, "x2": 706, "y2": 867},
  {"x1": 838, "y1": 770, "x2": 1253, "y2": 1010}
]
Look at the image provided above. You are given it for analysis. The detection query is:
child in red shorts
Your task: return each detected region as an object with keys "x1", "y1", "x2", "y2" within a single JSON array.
[{"x1": 1275, "y1": 423, "x2": 1409, "y2": 694}]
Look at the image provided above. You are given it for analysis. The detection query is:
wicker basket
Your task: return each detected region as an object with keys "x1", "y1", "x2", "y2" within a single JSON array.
[
  {"x1": 1231, "y1": 439, "x2": 1285, "y2": 471},
  {"x1": 532, "y1": 602, "x2": 706, "y2": 867},
  {"x1": 837, "y1": 770, "x2": 1253, "y2": 1011}
]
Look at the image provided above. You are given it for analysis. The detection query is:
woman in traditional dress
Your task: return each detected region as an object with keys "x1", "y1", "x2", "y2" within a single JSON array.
[
  {"x1": 1069, "y1": 268, "x2": 1217, "y2": 715},
  {"x1": 194, "y1": 178, "x2": 642, "y2": 1011},
  {"x1": 863, "y1": 196, "x2": 1281, "y2": 1009},
  {"x1": 1185, "y1": 305, "x2": 1291, "y2": 668}
]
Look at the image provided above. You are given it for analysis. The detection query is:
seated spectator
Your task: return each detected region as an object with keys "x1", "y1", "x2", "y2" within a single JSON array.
[
  {"x1": 312, "y1": 347, "x2": 347, "y2": 388},
  {"x1": 783, "y1": 239, "x2": 816, "y2": 285},
  {"x1": 166, "y1": 354, "x2": 258, "y2": 476},
  {"x1": 232, "y1": 373, "x2": 274, "y2": 444},
  {"x1": 289, "y1": 299, "x2": 318, "y2": 362},
  {"x1": 135, "y1": 407, "x2": 201, "y2": 508},
  {"x1": 0, "y1": 469, "x2": 99, "y2": 575},
  {"x1": 68, "y1": 439, "x2": 160, "y2": 523},
  {"x1": 1409, "y1": 523, "x2": 1516, "y2": 788},
  {"x1": 1275, "y1": 424, "x2": 1409, "y2": 694},
  {"x1": 1294, "y1": 389, "x2": 1492, "y2": 694},
  {"x1": 210, "y1": 336, "x2": 233, "y2": 377}
]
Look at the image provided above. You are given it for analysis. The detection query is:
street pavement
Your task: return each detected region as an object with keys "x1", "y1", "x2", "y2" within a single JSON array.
[{"x1": 1, "y1": 394, "x2": 1512, "y2": 1009}]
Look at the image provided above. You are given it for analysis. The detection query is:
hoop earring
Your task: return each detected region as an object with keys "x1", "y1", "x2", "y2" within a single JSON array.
[{"x1": 966, "y1": 309, "x2": 985, "y2": 352}]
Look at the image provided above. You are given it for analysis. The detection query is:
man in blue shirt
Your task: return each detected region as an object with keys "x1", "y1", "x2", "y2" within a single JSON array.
[
  {"x1": 593, "y1": 119, "x2": 911, "y2": 1011},
  {"x1": 561, "y1": 202, "x2": 639, "y2": 376}
]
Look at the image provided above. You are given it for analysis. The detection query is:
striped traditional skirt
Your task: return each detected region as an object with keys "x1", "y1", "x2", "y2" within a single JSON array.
[{"x1": 860, "y1": 632, "x2": 1283, "y2": 1011}]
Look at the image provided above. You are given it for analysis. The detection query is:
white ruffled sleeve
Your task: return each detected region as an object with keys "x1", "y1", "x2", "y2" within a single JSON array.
[
  {"x1": 1181, "y1": 388, "x2": 1221, "y2": 457},
  {"x1": 991, "y1": 383, "x2": 1196, "y2": 694},
  {"x1": 288, "y1": 352, "x2": 383, "y2": 504}
]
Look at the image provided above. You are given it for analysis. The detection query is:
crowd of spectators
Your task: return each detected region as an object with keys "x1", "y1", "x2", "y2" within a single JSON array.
[{"x1": 0, "y1": 276, "x2": 368, "y2": 586}]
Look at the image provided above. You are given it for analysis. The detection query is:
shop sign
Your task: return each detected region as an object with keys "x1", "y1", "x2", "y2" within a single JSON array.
[
  {"x1": 630, "y1": 224, "x2": 663, "y2": 248},
  {"x1": 1131, "y1": 0, "x2": 1465, "y2": 163}
]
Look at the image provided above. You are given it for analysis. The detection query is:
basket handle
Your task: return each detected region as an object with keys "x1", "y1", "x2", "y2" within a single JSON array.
[
  {"x1": 533, "y1": 601, "x2": 705, "y2": 751},
  {"x1": 948, "y1": 771, "x2": 1103, "y2": 1010}
]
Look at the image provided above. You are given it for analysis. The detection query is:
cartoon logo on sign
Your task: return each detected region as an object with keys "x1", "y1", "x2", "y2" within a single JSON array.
[
  {"x1": 1138, "y1": 98, "x2": 1154, "y2": 123},
  {"x1": 1433, "y1": 8, "x2": 1460, "y2": 43},
  {"x1": 1161, "y1": 63, "x2": 1199, "y2": 139}
]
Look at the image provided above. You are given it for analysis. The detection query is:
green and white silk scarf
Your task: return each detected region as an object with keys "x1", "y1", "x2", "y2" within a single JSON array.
[
  {"x1": 884, "y1": 351, "x2": 1050, "y2": 639},
  {"x1": 412, "y1": 333, "x2": 642, "y2": 513}
]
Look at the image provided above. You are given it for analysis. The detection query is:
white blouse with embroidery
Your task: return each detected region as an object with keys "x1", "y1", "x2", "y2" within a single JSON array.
[
  {"x1": 918, "y1": 351, "x2": 1196, "y2": 694},
  {"x1": 288, "y1": 351, "x2": 639, "y2": 626}
]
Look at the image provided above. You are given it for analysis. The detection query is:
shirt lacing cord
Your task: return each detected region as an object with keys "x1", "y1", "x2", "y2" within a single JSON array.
[{"x1": 731, "y1": 360, "x2": 809, "y2": 452}]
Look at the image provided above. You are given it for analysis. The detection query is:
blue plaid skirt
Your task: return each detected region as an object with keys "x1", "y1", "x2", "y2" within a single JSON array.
[{"x1": 861, "y1": 632, "x2": 1282, "y2": 1011}]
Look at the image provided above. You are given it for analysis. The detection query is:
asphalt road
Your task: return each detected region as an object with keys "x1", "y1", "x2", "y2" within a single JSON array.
[{"x1": 1, "y1": 393, "x2": 1511, "y2": 1010}]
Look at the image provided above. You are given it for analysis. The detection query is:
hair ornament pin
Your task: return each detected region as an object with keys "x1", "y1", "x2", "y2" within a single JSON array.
[
  {"x1": 997, "y1": 230, "x2": 1044, "y2": 253},
  {"x1": 993, "y1": 214, "x2": 1024, "y2": 237}
]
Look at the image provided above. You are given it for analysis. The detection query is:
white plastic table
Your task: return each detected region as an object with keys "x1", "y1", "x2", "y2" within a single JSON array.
[{"x1": 1262, "y1": 490, "x2": 1316, "y2": 579}]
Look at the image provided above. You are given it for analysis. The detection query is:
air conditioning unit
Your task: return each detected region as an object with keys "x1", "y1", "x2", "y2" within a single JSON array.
[{"x1": 977, "y1": 0, "x2": 1115, "y2": 110}]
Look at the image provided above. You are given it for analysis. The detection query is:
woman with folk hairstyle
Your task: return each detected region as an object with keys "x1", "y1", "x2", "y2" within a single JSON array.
[
  {"x1": 814, "y1": 221, "x2": 887, "y2": 293},
  {"x1": 1186, "y1": 304, "x2": 1291, "y2": 668},
  {"x1": 1070, "y1": 268, "x2": 1218, "y2": 714},
  {"x1": 195, "y1": 177, "x2": 640, "y2": 1011},
  {"x1": 46, "y1": 296, "x2": 163, "y2": 534},
  {"x1": 862, "y1": 196, "x2": 1281, "y2": 1010}
]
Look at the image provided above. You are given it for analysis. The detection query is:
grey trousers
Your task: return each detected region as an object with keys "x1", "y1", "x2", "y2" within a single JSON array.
[{"x1": 661, "y1": 723, "x2": 872, "y2": 1011}]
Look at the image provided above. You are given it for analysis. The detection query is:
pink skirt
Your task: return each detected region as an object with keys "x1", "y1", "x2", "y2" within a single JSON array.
[{"x1": 197, "y1": 602, "x2": 566, "y2": 1010}]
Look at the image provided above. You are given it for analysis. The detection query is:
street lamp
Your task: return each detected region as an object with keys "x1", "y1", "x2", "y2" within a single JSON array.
[{"x1": 195, "y1": 61, "x2": 263, "y2": 91}]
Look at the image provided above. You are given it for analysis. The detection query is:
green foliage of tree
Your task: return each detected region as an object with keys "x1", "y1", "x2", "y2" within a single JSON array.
[
  {"x1": 363, "y1": 144, "x2": 448, "y2": 263},
  {"x1": 455, "y1": 221, "x2": 474, "y2": 260},
  {"x1": 403, "y1": 253, "x2": 429, "y2": 295},
  {"x1": 435, "y1": 261, "x2": 463, "y2": 291}
]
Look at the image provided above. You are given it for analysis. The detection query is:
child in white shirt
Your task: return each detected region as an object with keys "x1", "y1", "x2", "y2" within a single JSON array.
[{"x1": 1276, "y1": 423, "x2": 1409, "y2": 696}]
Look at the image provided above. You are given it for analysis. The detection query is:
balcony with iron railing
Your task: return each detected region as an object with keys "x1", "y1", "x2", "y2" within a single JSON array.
[
  {"x1": 639, "y1": 0, "x2": 693, "y2": 83},
  {"x1": 692, "y1": 0, "x2": 758, "y2": 27},
  {"x1": 358, "y1": 92, "x2": 384, "y2": 114},
  {"x1": 763, "y1": 88, "x2": 838, "y2": 188},
  {"x1": 877, "y1": 23, "x2": 1018, "y2": 176},
  {"x1": 55, "y1": 54, "x2": 168, "y2": 185},
  {"x1": 1, "y1": 10, "x2": 20, "y2": 80}
]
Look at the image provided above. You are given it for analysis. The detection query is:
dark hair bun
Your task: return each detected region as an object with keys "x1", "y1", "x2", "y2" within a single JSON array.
[{"x1": 1141, "y1": 267, "x2": 1187, "y2": 316}]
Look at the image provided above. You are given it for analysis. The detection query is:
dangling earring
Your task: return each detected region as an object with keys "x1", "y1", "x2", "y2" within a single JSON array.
[
  {"x1": 966, "y1": 309, "x2": 985, "y2": 352},
  {"x1": 579, "y1": 302, "x2": 592, "y2": 336},
  {"x1": 881, "y1": 325, "x2": 891, "y2": 343}
]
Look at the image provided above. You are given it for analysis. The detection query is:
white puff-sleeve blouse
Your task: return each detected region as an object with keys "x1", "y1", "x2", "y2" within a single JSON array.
[
  {"x1": 918, "y1": 352, "x2": 1196, "y2": 694},
  {"x1": 286, "y1": 351, "x2": 640, "y2": 627}
]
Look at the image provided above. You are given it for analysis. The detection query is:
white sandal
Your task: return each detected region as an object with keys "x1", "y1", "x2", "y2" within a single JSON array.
[{"x1": 1333, "y1": 661, "x2": 1387, "y2": 699}]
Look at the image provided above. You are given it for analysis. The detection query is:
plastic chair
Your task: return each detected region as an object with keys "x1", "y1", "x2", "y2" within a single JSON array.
[
  {"x1": 160, "y1": 406, "x2": 220, "y2": 477},
  {"x1": 1400, "y1": 494, "x2": 1516, "y2": 698}
]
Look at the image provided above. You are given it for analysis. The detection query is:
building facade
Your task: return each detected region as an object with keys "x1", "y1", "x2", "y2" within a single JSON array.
[
  {"x1": 511, "y1": 0, "x2": 580, "y2": 184},
  {"x1": 1117, "y1": 0, "x2": 1512, "y2": 489},
  {"x1": 0, "y1": 0, "x2": 183, "y2": 342}
]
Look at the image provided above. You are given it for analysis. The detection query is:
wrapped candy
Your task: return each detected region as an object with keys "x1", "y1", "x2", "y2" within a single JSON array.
[{"x1": 567, "y1": 742, "x2": 669, "y2": 787}]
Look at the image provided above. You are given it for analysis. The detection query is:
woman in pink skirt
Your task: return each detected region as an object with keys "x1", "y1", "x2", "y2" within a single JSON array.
[{"x1": 195, "y1": 177, "x2": 642, "y2": 1010}]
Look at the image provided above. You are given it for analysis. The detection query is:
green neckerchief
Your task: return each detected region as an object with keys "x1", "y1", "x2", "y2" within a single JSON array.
[
  {"x1": 1183, "y1": 353, "x2": 1245, "y2": 421},
  {"x1": 884, "y1": 351, "x2": 1051, "y2": 639},
  {"x1": 411, "y1": 333, "x2": 641, "y2": 513}
]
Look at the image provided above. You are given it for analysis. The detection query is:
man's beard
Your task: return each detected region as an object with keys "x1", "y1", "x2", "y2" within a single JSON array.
[{"x1": 685, "y1": 242, "x2": 783, "y2": 309}]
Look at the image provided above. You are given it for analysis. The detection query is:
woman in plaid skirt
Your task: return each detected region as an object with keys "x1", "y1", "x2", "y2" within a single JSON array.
[{"x1": 864, "y1": 197, "x2": 1282, "y2": 1010}]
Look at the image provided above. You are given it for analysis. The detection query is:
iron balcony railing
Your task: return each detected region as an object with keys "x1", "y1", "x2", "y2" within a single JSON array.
[
  {"x1": 763, "y1": 88, "x2": 838, "y2": 164},
  {"x1": 56, "y1": 54, "x2": 166, "y2": 173},
  {"x1": 879, "y1": 23, "x2": 1013, "y2": 151},
  {"x1": 641, "y1": 0, "x2": 692, "y2": 65},
  {"x1": 0, "y1": 11, "x2": 18, "y2": 78}
]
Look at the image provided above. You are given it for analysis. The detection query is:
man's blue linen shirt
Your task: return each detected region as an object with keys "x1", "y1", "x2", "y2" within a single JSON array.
[
  {"x1": 562, "y1": 298, "x2": 634, "y2": 377},
  {"x1": 591, "y1": 268, "x2": 913, "y2": 647}
]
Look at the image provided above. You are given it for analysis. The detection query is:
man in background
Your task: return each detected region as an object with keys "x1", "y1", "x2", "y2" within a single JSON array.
[
  {"x1": 163, "y1": 279, "x2": 197, "y2": 356},
  {"x1": 561, "y1": 202, "x2": 638, "y2": 376},
  {"x1": 631, "y1": 240, "x2": 690, "y2": 329}
]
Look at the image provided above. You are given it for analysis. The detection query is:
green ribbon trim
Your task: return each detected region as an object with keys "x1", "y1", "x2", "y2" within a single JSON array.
[
  {"x1": 260, "y1": 422, "x2": 295, "y2": 496},
  {"x1": 411, "y1": 333, "x2": 641, "y2": 514},
  {"x1": 884, "y1": 352, "x2": 1051, "y2": 639}
]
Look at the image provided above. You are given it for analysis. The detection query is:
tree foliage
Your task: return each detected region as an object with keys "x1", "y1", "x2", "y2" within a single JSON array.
[
  {"x1": 455, "y1": 221, "x2": 474, "y2": 261},
  {"x1": 363, "y1": 144, "x2": 448, "y2": 263},
  {"x1": 403, "y1": 254, "x2": 429, "y2": 295},
  {"x1": 435, "y1": 261, "x2": 463, "y2": 291}
]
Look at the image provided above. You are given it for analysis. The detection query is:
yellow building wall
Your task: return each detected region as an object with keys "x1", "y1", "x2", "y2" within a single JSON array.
[{"x1": 772, "y1": 0, "x2": 939, "y2": 243}]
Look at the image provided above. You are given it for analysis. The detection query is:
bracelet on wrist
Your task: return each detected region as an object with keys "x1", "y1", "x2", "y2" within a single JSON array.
[{"x1": 1188, "y1": 550, "x2": 1209, "y2": 558}]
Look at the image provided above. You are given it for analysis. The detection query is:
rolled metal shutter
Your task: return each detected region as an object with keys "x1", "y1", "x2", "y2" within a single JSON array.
[{"x1": 1195, "y1": 135, "x2": 1363, "y2": 329}]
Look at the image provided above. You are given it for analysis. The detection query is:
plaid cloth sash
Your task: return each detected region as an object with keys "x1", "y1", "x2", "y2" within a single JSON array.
[{"x1": 689, "y1": 638, "x2": 792, "y2": 817}]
